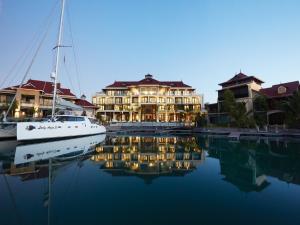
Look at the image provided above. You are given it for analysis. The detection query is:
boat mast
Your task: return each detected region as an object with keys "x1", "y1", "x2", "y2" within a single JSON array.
[{"x1": 51, "y1": 0, "x2": 66, "y2": 118}]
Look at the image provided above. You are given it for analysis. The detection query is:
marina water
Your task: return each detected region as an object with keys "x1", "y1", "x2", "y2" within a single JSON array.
[{"x1": 1, "y1": 134, "x2": 300, "y2": 225}]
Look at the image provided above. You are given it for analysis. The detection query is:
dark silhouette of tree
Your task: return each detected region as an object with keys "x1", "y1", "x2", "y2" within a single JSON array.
[
  {"x1": 282, "y1": 90, "x2": 300, "y2": 128},
  {"x1": 253, "y1": 95, "x2": 268, "y2": 127}
]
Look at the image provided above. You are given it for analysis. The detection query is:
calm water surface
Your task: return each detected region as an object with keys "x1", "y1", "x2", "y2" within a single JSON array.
[{"x1": 1, "y1": 134, "x2": 300, "y2": 225}]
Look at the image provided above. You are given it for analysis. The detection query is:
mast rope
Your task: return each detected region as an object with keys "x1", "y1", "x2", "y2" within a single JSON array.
[
  {"x1": 3, "y1": 4, "x2": 56, "y2": 120},
  {"x1": 0, "y1": 0, "x2": 60, "y2": 89},
  {"x1": 63, "y1": 57, "x2": 75, "y2": 93},
  {"x1": 66, "y1": 4, "x2": 82, "y2": 96}
]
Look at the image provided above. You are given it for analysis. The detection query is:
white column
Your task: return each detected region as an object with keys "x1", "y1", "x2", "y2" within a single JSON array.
[{"x1": 139, "y1": 109, "x2": 141, "y2": 122}]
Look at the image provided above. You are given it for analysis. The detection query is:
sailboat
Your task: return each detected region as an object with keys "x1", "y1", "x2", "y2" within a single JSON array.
[{"x1": 16, "y1": 0, "x2": 106, "y2": 141}]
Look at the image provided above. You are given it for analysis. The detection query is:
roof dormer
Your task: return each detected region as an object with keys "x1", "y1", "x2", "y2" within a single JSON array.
[{"x1": 278, "y1": 85, "x2": 287, "y2": 94}]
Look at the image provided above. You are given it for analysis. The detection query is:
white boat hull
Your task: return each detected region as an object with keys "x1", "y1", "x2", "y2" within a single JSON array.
[
  {"x1": 0, "y1": 123, "x2": 17, "y2": 139},
  {"x1": 17, "y1": 116, "x2": 106, "y2": 141}
]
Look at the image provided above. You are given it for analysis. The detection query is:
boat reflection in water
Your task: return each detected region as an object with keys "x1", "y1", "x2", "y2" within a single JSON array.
[
  {"x1": 3, "y1": 134, "x2": 106, "y2": 225},
  {"x1": 2, "y1": 135, "x2": 300, "y2": 189},
  {"x1": 14, "y1": 134, "x2": 106, "y2": 165},
  {"x1": 91, "y1": 135, "x2": 205, "y2": 183},
  {"x1": 3, "y1": 134, "x2": 106, "y2": 182}
]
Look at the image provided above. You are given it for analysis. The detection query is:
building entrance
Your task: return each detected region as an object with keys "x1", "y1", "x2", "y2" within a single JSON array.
[{"x1": 141, "y1": 105, "x2": 157, "y2": 122}]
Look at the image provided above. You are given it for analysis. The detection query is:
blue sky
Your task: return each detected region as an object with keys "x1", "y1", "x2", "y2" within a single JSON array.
[{"x1": 0, "y1": 0, "x2": 300, "y2": 103}]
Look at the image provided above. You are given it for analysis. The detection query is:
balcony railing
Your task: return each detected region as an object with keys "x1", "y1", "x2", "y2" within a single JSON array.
[
  {"x1": 21, "y1": 100, "x2": 35, "y2": 104},
  {"x1": 39, "y1": 101, "x2": 53, "y2": 106},
  {"x1": 20, "y1": 100, "x2": 35, "y2": 107}
]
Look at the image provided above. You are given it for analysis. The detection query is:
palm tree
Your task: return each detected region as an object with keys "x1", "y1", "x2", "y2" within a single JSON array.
[
  {"x1": 282, "y1": 90, "x2": 300, "y2": 128},
  {"x1": 253, "y1": 95, "x2": 268, "y2": 127},
  {"x1": 195, "y1": 113, "x2": 207, "y2": 127},
  {"x1": 223, "y1": 89, "x2": 255, "y2": 128}
]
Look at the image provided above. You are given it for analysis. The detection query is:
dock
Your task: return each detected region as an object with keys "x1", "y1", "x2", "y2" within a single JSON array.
[{"x1": 228, "y1": 132, "x2": 241, "y2": 141}]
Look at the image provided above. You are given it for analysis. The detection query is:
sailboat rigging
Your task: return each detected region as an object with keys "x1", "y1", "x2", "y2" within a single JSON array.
[
  {"x1": 0, "y1": 6, "x2": 55, "y2": 139},
  {"x1": 15, "y1": 0, "x2": 106, "y2": 141},
  {"x1": 51, "y1": 0, "x2": 65, "y2": 119}
]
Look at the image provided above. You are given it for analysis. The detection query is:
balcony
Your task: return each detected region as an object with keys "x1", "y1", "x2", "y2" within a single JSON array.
[
  {"x1": 114, "y1": 93, "x2": 128, "y2": 96},
  {"x1": 0, "y1": 101, "x2": 9, "y2": 107},
  {"x1": 141, "y1": 101, "x2": 157, "y2": 104},
  {"x1": 20, "y1": 100, "x2": 35, "y2": 107},
  {"x1": 167, "y1": 92, "x2": 196, "y2": 96}
]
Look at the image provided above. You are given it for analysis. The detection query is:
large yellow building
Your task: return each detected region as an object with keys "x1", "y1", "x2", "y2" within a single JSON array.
[{"x1": 93, "y1": 74, "x2": 203, "y2": 122}]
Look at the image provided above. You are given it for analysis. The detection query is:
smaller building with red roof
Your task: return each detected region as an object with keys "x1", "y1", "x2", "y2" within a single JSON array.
[
  {"x1": 259, "y1": 81, "x2": 299, "y2": 99},
  {"x1": 212, "y1": 72, "x2": 264, "y2": 124},
  {"x1": 259, "y1": 81, "x2": 300, "y2": 124},
  {"x1": 207, "y1": 71, "x2": 300, "y2": 125},
  {"x1": 75, "y1": 94, "x2": 98, "y2": 117},
  {"x1": 0, "y1": 79, "x2": 96, "y2": 118}
]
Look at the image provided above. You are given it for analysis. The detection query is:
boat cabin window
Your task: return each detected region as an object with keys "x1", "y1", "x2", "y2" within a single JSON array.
[
  {"x1": 55, "y1": 116, "x2": 85, "y2": 122},
  {"x1": 76, "y1": 117, "x2": 85, "y2": 121}
]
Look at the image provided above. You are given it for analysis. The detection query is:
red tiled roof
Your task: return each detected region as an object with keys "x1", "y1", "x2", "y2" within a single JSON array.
[
  {"x1": 75, "y1": 99, "x2": 97, "y2": 108},
  {"x1": 260, "y1": 81, "x2": 300, "y2": 98},
  {"x1": 219, "y1": 72, "x2": 264, "y2": 87},
  {"x1": 226, "y1": 72, "x2": 248, "y2": 82},
  {"x1": 2, "y1": 79, "x2": 76, "y2": 97},
  {"x1": 106, "y1": 81, "x2": 137, "y2": 88},
  {"x1": 105, "y1": 75, "x2": 191, "y2": 88},
  {"x1": 160, "y1": 81, "x2": 191, "y2": 88}
]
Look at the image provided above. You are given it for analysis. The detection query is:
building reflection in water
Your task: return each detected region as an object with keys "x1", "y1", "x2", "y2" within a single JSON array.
[
  {"x1": 1, "y1": 135, "x2": 300, "y2": 225},
  {"x1": 204, "y1": 136, "x2": 300, "y2": 192},
  {"x1": 1, "y1": 135, "x2": 300, "y2": 191},
  {"x1": 90, "y1": 135, "x2": 205, "y2": 183}
]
